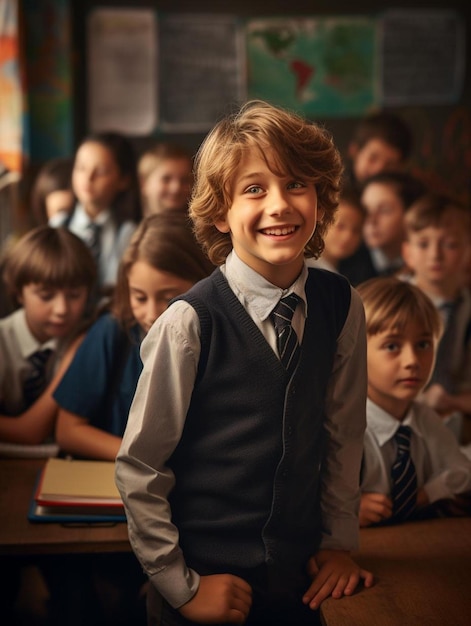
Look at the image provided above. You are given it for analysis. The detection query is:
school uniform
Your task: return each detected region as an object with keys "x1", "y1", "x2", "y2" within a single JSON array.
[
  {"x1": 116, "y1": 251, "x2": 367, "y2": 619},
  {"x1": 361, "y1": 398, "x2": 471, "y2": 504},
  {"x1": 54, "y1": 204, "x2": 137, "y2": 288},
  {"x1": 0, "y1": 308, "x2": 58, "y2": 415},
  {"x1": 53, "y1": 313, "x2": 143, "y2": 436}
]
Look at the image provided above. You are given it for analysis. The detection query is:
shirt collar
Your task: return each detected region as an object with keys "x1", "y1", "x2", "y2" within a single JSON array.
[
  {"x1": 74, "y1": 203, "x2": 111, "y2": 227},
  {"x1": 224, "y1": 250, "x2": 308, "y2": 322},
  {"x1": 12, "y1": 309, "x2": 57, "y2": 359},
  {"x1": 366, "y1": 398, "x2": 426, "y2": 445},
  {"x1": 371, "y1": 248, "x2": 403, "y2": 273}
]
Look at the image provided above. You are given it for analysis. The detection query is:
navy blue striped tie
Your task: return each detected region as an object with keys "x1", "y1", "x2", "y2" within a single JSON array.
[
  {"x1": 391, "y1": 425, "x2": 417, "y2": 521},
  {"x1": 271, "y1": 293, "x2": 301, "y2": 376},
  {"x1": 84, "y1": 222, "x2": 101, "y2": 264},
  {"x1": 24, "y1": 348, "x2": 53, "y2": 407}
]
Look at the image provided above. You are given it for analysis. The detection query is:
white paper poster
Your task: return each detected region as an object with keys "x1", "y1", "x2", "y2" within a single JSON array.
[{"x1": 87, "y1": 8, "x2": 157, "y2": 135}]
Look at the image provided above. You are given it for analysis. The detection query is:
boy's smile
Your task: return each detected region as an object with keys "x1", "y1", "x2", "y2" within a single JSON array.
[
  {"x1": 367, "y1": 320, "x2": 435, "y2": 420},
  {"x1": 215, "y1": 147, "x2": 321, "y2": 288}
]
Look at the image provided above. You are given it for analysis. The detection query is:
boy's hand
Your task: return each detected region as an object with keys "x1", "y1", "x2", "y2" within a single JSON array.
[
  {"x1": 179, "y1": 574, "x2": 252, "y2": 624},
  {"x1": 303, "y1": 550, "x2": 374, "y2": 610},
  {"x1": 360, "y1": 492, "x2": 393, "y2": 527}
]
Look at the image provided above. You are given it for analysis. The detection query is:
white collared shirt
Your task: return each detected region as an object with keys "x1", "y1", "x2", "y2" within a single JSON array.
[
  {"x1": 56, "y1": 204, "x2": 137, "y2": 287},
  {"x1": 362, "y1": 398, "x2": 471, "y2": 503},
  {"x1": 116, "y1": 251, "x2": 367, "y2": 608},
  {"x1": 0, "y1": 309, "x2": 57, "y2": 415}
]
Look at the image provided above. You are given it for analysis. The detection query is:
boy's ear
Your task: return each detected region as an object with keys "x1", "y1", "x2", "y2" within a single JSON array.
[{"x1": 214, "y1": 214, "x2": 231, "y2": 234}]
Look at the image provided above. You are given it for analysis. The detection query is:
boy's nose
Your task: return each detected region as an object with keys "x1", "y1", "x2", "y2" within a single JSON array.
[
  {"x1": 52, "y1": 294, "x2": 68, "y2": 315},
  {"x1": 268, "y1": 188, "x2": 290, "y2": 215},
  {"x1": 403, "y1": 344, "x2": 419, "y2": 367}
]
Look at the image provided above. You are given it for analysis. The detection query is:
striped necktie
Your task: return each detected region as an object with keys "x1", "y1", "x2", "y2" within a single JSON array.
[
  {"x1": 23, "y1": 348, "x2": 54, "y2": 407},
  {"x1": 271, "y1": 293, "x2": 301, "y2": 376},
  {"x1": 84, "y1": 222, "x2": 101, "y2": 264},
  {"x1": 391, "y1": 425, "x2": 417, "y2": 522}
]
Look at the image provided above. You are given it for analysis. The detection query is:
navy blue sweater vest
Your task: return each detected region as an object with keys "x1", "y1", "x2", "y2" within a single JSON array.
[{"x1": 169, "y1": 268, "x2": 351, "y2": 576}]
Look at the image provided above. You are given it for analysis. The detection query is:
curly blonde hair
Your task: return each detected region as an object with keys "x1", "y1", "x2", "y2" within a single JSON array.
[{"x1": 189, "y1": 100, "x2": 343, "y2": 266}]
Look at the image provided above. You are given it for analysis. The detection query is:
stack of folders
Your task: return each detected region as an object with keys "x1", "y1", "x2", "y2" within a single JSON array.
[{"x1": 29, "y1": 457, "x2": 126, "y2": 523}]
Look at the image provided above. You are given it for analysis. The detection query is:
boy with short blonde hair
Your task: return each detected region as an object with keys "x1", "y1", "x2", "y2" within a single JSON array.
[
  {"x1": 357, "y1": 277, "x2": 471, "y2": 527},
  {"x1": 116, "y1": 100, "x2": 372, "y2": 626}
]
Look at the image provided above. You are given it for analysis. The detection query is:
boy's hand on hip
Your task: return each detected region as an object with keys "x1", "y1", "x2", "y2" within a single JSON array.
[
  {"x1": 303, "y1": 549, "x2": 374, "y2": 609},
  {"x1": 179, "y1": 574, "x2": 252, "y2": 624}
]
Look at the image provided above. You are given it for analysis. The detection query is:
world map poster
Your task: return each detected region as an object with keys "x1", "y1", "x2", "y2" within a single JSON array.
[{"x1": 246, "y1": 17, "x2": 378, "y2": 118}]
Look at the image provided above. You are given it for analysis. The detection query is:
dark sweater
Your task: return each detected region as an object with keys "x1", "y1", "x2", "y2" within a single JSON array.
[{"x1": 169, "y1": 268, "x2": 351, "y2": 581}]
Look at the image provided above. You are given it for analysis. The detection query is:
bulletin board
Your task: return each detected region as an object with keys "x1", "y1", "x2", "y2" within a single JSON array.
[{"x1": 86, "y1": 7, "x2": 466, "y2": 136}]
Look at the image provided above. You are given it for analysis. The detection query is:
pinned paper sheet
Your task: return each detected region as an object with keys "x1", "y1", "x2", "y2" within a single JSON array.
[{"x1": 87, "y1": 8, "x2": 157, "y2": 135}]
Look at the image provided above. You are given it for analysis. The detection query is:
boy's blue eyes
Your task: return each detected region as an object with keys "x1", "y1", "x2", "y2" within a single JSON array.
[{"x1": 244, "y1": 181, "x2": 305, "y2": 194}]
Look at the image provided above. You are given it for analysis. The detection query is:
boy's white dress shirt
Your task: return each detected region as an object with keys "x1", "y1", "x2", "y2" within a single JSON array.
[
  {"x1": 0, "y1": 308, "x2": 57, "y2": 415},
  {"x1": 116, "y1": 251, "x2": 367, "y2": 608},
  {"x1": 362, "y1": 398, "x2": 471, "y2": 504}
]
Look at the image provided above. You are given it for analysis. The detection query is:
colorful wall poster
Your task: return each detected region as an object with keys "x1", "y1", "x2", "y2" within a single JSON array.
[
  {"x1": 23, "y1": 0, "x2": 73, "y2": 162},
  {"x1": 0, "y1": 0, "x2": 23, "y2": 173},
  {"x1": 246, "y1": 16, "x2": 378, "y2": 118}
]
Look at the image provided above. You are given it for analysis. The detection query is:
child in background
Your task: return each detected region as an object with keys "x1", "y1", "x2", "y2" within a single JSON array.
[
  {"x1": 138, "y1": 142, "x2": 193, "y2": 217},
  {"x1": 54, "y1": 213, "x2": 214, "y2": 461},
  {"x1": 339, "y1": 170, "x2": 426, "y2": 286},
  {"x1": 30, "y1": 156, "x2": 75, "y2": 226},
  {"x1": 357, "y1": 277, "x2": 471, "y2": 527},
  {"x1": 0, "y1": 226, "x2": 96, "y2": 420},
  {"x1": 52, "y1": 213, "x2": 213, "y2": 626},
  {"x1": 116, "y1": 100, "x2": 372, "y2": 626},
  {"x1": 307, "y1": 186, "x2": 365, "y2": 273},
  {"x1": 343, "y1": 110, "x2": 413, "y2": 194},
  {"x1": 401, "y1": 193, "x2": 471, "y2": 432},
  {"x1": 56, "y1": 131, "x2": 142, "y2": 291}
]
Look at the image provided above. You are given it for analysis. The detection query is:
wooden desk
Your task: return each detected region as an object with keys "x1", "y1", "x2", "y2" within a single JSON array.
[
  {"x1": 0, "y1": 458, "x2": 130, "y2": 556},
  {"x1": 321, "y1": 517, "x2": 471, "y2": 626}
]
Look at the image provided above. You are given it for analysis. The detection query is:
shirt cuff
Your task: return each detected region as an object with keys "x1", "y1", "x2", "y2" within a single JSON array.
[{"x1": 150, "y1": 556, "x2": 200, "y2": 609}]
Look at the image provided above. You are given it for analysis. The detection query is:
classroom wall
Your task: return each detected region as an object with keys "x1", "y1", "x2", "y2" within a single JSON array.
[
  {"x1": 68, "y1": 0, "x2": 470, "y2": 204},
  {"x1": 17, "y1": 0, "x2": 468, "y2": 213}
]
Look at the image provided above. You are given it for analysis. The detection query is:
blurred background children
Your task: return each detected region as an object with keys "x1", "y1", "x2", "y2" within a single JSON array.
[
  {"x1": 56, "y1": 131, "x2": 142, "y2": 293},
  {"x1": 343, "y1": 110, "x2": 413, "y2": 194},
  {"x1": 54, "y1": 213, "x2": 214, "y2": 461},
  {"x1": 138, "y1": 141, "x2": 193, "y2": 217},
  {"x1": 307, "y1": 186, "x2": 365, "y2": 273},
  {"x1": 357, "y1": 277, "x2": 471, "y2": 528},
  {"x1": 401, "y1": 193, "x2": 471, "y2": 440},
  {"x1": 30, "y1": 156, "x2": 74, "y2": 227},
  {"x1": 339, "y1": 170, "x2": 426, "y2": 286},
  {"x1": 49, "y1": 213, "x2": 213, "y2": 626},
  {"x1": 0, "y1": 226, "x2": 96, "y2": 420}
]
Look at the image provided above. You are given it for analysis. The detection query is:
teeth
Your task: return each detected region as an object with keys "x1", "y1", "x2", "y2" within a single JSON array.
[{"x1": 263, "y1": 226, "x2": 295, "y2": 236}]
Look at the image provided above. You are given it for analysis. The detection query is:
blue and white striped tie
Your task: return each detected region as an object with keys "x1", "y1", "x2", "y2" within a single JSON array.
[
  {"x1": 271, "y1": 293, "x2": 301, "y2": 377},
  {"x1": 391, "y1": 425, "x2": 417, "y2": 521}
]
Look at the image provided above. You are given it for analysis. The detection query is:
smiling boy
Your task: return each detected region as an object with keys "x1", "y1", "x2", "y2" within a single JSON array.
[{"x1": 116, "y1": 100, "x2": 373, "y2": 626}]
